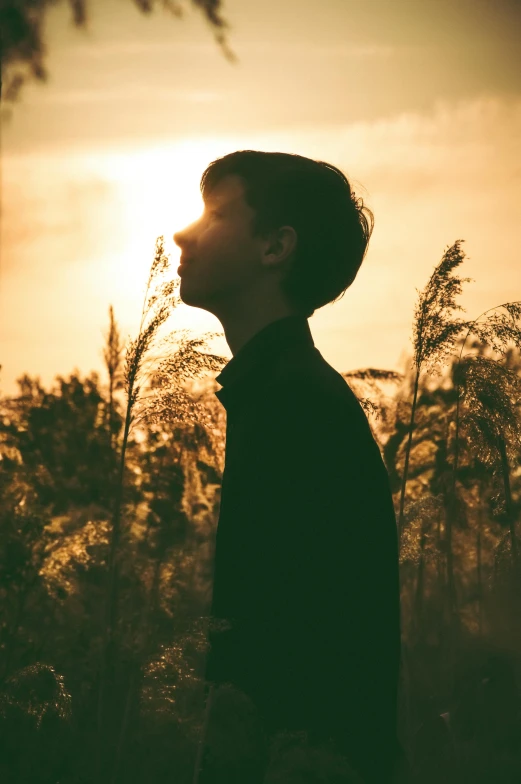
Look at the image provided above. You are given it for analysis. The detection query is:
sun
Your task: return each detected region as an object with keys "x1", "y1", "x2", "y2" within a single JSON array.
[
  {"x1": 109, "y1": 140, "x2": 211, "y2": 273},
  {"x1": 62, "y1": 136, "x2": 241, "y2": 339},
  {"x1": 84, "y1": 137, "x2": 234, "y2": 303}
]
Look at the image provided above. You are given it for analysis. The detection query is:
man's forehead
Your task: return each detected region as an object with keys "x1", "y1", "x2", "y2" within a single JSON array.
[{"x1": 205, "y1": 174, "x2": 245, "y2": 207}]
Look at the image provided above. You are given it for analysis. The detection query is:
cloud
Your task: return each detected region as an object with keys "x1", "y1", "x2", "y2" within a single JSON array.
[
  {"x1": 63, "y1": 39, "x2": 397, "y2": 60},
  {"x1": 26, "y1": 85, "x2": 236, "y2": 105},
  {"x1": 233, "y1": 41, "x2": 397, "y2": 58},
  {"x1": 63, "y1": 41, "x2": 217, "y2": 58},
  {"x1": 257, "y1": 93, "x2": 521, "y2": 186}
]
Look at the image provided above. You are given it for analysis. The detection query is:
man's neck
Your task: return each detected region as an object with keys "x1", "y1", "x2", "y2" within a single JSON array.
[{"x1": 221, "y1": 306, "x2": 300, "y2": 357}]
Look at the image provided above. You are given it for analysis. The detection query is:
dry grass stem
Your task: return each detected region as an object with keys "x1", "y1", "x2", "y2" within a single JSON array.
[
  {"x1": 97, "y1": 236, "x2": 227, "y2": 782},
  {"x1": 398, "y1": 240, "x2": 475, "y2": 540}
]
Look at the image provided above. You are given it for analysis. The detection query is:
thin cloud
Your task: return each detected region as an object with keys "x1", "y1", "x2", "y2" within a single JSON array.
[
  {"x1": 63, "y1": 41, "x2": 217, "y2": 58},
  {"x1": 27, "y1": 85, "x2": 236, "y2": 105},
  {"x1": 63, "y1": 39, "x2": 396, "y2": 60},
  {"x1": 234, "y1": 41, "x2": 397, "y2": 58}
]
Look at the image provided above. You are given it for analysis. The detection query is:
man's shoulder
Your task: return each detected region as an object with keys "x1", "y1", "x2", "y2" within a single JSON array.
[
  {"x1": 260, "y1": 348, "x2": 369, "y2": 431},
  {"x1": 255, "y1": 350, "x2": 388, "y2": 479},
  {"x1": 270, "y1": 349, "x2": 361, "y2": 407}
]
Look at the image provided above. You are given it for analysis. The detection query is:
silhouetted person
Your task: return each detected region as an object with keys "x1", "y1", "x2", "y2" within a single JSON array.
[{"x1": 173, "y1": 151, "x2": 402, "y2": 784}]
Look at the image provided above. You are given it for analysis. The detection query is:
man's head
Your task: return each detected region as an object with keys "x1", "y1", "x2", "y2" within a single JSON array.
[{"x1": 173, "y1": 150, "x2": 373, "y2": 322}]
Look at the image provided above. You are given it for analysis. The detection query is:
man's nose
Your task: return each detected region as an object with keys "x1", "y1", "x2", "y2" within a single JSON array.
[
  {"x1": 173, "y1": 223, "x2": 195, "y2": 248},
  {"x1": 174, "y1": 213, "x2": 202, "y2": 248}
]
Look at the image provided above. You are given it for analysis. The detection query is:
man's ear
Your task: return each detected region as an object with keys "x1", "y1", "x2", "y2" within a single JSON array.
[{"x1": 263, "y1": 226, "x2": 297, "y2": 269}]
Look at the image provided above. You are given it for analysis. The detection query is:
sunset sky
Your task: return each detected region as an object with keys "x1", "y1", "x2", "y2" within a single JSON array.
[{"x1": 2, "y1": 0, "x2": 521, "y2": 398}]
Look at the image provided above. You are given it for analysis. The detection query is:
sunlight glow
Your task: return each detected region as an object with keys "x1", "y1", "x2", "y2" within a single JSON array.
[
  {"x1": 89, "y1": 140, "x2": 214, "y2": 290},
  {"x1": 74, "y1": 137, "x2": 237, "y2": 328}
]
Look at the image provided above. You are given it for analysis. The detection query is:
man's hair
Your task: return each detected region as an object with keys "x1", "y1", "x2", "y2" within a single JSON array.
[{"x1": 200, "y1": 150, "x2": 374, "y2": 319}]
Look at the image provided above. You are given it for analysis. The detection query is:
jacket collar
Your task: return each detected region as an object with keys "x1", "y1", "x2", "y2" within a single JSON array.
[{"x1": 214, "y1": 314, "x2": 315, "y2": 413}]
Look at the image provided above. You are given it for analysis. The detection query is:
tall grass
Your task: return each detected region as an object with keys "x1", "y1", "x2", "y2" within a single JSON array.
[
  {"x1": 397, "y1": 240, "x2": 473, "y2": 543},
  {"x1": 101, "y1": 304, "x2": 125, "y2": 453},
  {"x1": 397, "y1": 243, "x2": 521, "y2": 623},
  {"x1": 96, "y1": 236, "x2": 227, "y2": 783},
  {"x1": 395, "y1": 241, "x2": 521, "y2": 768},
  {"x1": 451, "y1": 304, "x2": 521, "y2": 575}
]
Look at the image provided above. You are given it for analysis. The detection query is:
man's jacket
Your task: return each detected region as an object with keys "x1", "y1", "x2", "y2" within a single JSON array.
[{"x1": 204, "y1": 314, "x2": 402, "y2": 784}]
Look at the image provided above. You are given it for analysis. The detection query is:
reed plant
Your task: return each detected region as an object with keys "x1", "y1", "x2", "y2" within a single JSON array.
[
  {"x1": 96, "y1": 236, "x2": 227, "y2": 784},
  {"x1": 437, "y1": 304, "x2": 521, "y2": 627},
  {"x1": 397, "y1": 239, "x2": 474, "y2": 543},
  {"x1": 450, "y1": 306, "x2": 521, "y2": 570},
  {"x1": 397, "y1": 245, "x2": 521, "y2": 617},
  {"x1": 394, "y1": 243, "x2": 521, "y2": 774},
  {"x1": 101, "y1": 304, "x2": 125, "y2": 453}
]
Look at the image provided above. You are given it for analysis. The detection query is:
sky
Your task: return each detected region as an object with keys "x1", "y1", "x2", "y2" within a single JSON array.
[{"x1": 2, "y1": 0, "x2": 521, "y2": 398}]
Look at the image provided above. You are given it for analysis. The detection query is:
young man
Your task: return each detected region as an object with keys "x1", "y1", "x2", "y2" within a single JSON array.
[{"x1": 173, "y1": 151, "x2": 402, "y2": 784}]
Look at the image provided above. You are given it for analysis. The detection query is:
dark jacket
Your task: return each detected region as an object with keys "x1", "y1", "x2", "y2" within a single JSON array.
[{"x1": 204, "y1": 314, "x2": 402, "y2": 784}]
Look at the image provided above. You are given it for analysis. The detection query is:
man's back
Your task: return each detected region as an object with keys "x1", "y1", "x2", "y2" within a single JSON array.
[{"x1": 204, "y1": 315, "x2": 402, "y2": 784}]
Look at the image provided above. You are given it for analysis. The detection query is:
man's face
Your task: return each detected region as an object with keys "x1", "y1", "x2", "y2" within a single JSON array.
[{"x1": 173, "y1": 174, "x2": 270, "y2": 316}]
